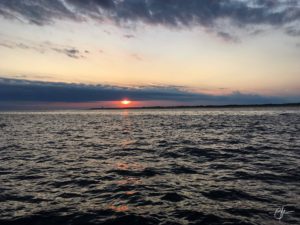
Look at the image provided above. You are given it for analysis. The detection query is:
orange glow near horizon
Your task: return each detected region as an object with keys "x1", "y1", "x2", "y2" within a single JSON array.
[
  {"x1": 45, "y1": 100, "x2": 186, "y2": 109},
  {"x1": 121, "y1": 100, "x2": 131, "y2": 105}
]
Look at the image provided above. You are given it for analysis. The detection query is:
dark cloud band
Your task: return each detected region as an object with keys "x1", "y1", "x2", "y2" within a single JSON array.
[
  {"x1": 0, "y1": 0, "x2": 299, "y2": 38},
  {"x1": 0, "y1": 78, "x2": 295, "y2": 107}
]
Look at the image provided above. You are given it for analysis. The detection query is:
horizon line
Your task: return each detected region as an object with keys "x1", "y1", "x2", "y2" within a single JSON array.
[{"x1": 91, "y1": 102, "x2": 300, "y2": 110}]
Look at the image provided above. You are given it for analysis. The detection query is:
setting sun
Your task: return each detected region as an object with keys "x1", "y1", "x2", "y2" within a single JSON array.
[{"x1": 121, "y1": 100, "x2": 131, "y2": 105}]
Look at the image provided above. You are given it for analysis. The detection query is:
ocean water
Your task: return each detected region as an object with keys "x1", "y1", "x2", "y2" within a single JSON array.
[{"x1": 0, "y1": 108, "x2": 299, "y2": 225}]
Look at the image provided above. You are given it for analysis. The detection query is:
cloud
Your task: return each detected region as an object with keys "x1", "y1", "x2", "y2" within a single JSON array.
[
  {"x1": 0, "y1": 0, "x2": 79, "y2": 25},
  {"x1": 0, "y1": 78, "x2": 297, "y2": 109},
  {"x1": 130, "y1": 53, "x2": 143, "y2": 61},
  {"x1": 0, "y1": 39, "x2": 87, "y2": 59},
  {"x1": 216, "y1": 31, "x2": 240, "y2": 43},
  {"x1": 285, "y1": 26, "x2": 300, "y2": 36},
  {"x1": 52, "y1": 47, "x2": 83, "y2": 59},
  {"x1": 0, "y1": 42, "x2": 14, "y2": 48},
  {"x1": 124, "y1": 34, "x2": 135, "y2": 39},
  {"x1": 0, "y1": 0, "x2": 299, "y2": 40}
]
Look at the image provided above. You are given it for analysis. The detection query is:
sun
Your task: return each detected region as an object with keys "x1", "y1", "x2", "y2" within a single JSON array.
[{"x1": 121, "y1": 99, "x2": 131, "y2": 105}]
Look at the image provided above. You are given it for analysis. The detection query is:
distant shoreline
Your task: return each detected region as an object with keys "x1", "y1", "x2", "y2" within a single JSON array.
[{"x1": 90, "y1": 103, "x2": 300, "y2": 110}]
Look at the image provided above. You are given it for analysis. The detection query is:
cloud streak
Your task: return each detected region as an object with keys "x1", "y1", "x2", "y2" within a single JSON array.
[
  {"x1": 1, "y1": 78, "x2": 297, "y2": 109},
  {"x1": 0, "y1": 39, "x2": 88, "y2": 59},
  {"x1": 0, "y1": 0, "x2": 299, "y2": 39}
]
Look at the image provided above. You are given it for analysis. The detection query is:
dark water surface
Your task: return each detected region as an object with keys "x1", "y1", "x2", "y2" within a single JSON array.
[{"x1": 0, "y1": 108, "x2": 299, "y2": 225}]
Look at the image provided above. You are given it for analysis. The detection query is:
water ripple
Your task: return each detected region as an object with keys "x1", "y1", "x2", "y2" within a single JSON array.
[{"x1": 0, "y1": 109, "x2": 299, "y2": 225}]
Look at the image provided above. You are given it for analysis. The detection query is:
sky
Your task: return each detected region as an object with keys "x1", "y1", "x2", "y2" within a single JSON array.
[{"x1": 0, "y1": 0, "x2": 299, "y2": 109}]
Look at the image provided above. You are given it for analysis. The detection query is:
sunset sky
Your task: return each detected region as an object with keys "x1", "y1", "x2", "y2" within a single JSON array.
[{"x1": 0, "y1": 0, "x2": 300, "y2": 109}]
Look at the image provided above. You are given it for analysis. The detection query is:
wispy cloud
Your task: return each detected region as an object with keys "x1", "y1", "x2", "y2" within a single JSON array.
[
  {"x1": 52, "y1": 47, "x2": 83, "y2": 59},
  {"x1": 124, "y1": 34, "x2": 135, "y2": 39},
  {"x1": 1, "y1": 78, "x2": 297, "y2": 108},
  {"x1": 0, "y1": 1, "x2": 299, "y2": 40},
  {"x1": 130, "y1": 53, "x2": 143, "y2": 61},
  {"x1": 0, "y1": 39, "x2": 88, "y2": 59}
]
